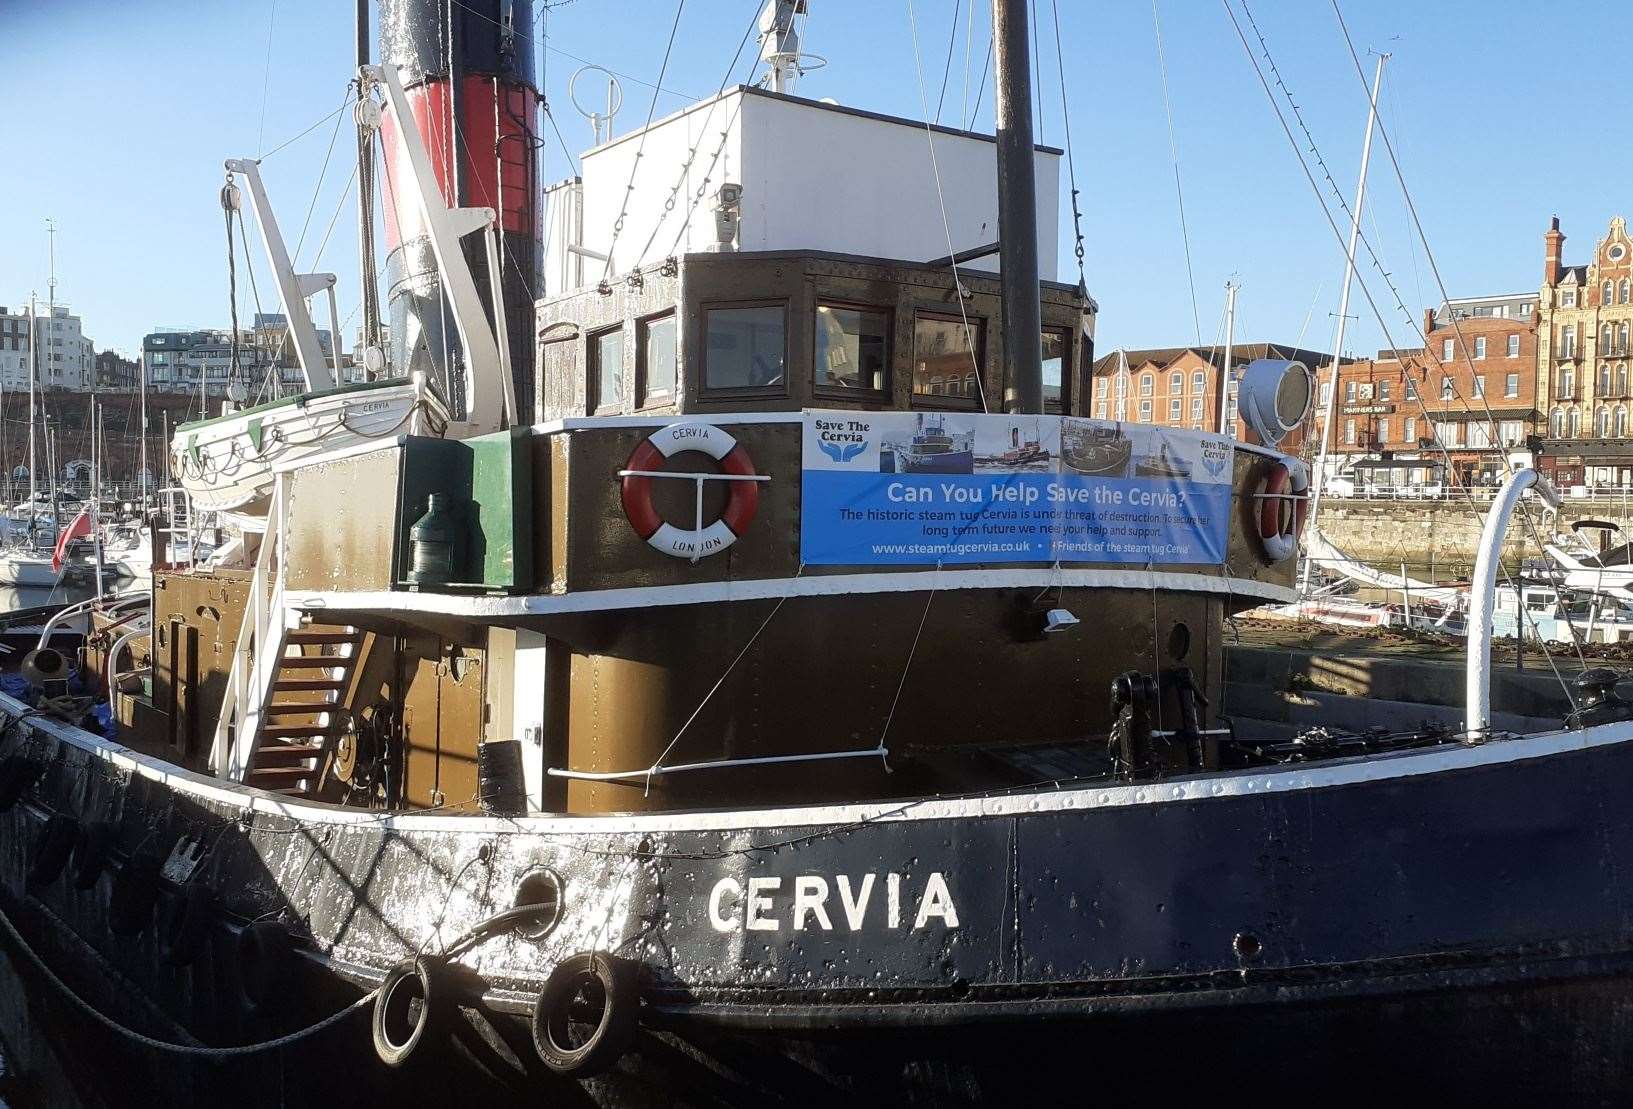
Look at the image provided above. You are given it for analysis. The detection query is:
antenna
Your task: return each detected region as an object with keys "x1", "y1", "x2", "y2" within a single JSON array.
[
  {"x1": 45, "y1": 218, "x2": 57, "y2": 306},
  {"x1": 569, "y1": 66, "x2": 623, "y2": 144},
  {"x1": 758, "y1": 1, "x2": 824, "y2": 95}
]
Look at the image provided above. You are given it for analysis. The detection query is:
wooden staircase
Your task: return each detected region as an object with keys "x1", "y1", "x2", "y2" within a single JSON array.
[{"x1": 243, "y1": 624, "x2": 365, "y2": 796}]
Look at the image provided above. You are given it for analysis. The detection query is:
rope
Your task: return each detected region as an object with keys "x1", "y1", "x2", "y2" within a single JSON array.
[
  {"x1": 905, "y1": 0, "x2": 989, "y2": 412},
  {"x1": 933, "y1": 0, "x2": 962, "y2": 124},
  {"x1": 1049, "y1": 0, "x2": 1088, "y2": 300},
  {"x1": 876, "y1": 570, "x2": 938, "y2": 752},
  {"x1": 292, "y1": 83, "x2": 355, "y2": 266},
  {"x1": 1150, "y1": 0, "x2": 1203, "y2": 347},
  {"x1": 0, "y1": 898, "x2": 376, "y2": 1057},
  {"x1": 599, "y1": 0, "x2": 688, "y2": 283}
]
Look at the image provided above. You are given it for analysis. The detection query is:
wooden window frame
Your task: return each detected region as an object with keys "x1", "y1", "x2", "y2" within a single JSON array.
[
  {"x1": 698, "y1": 299, "x2": 791, "y2": 400},
  {"x1": 910, "y1": 310, "x2": 985, "y2": 411},
  {"x1": 635, "y1": 311, "x2": 678, "y2": 410},
  {"x1": 587, "y1": 324, "x2": 625, "y2": 415},
  {"x1": 811, "y1": 300, "x2": 893, "y2": 403}
]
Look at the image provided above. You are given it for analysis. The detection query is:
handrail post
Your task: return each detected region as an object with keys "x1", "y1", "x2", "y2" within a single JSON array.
[{"x1": 1467, "y1": 468, "x2": 1560, "y2": 738}]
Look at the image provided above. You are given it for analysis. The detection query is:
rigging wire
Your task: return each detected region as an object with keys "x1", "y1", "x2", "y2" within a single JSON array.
[
  {"x1": 254, "y1": 0, "x2": 279, "y2": 159},
  {"x1": 906, "y1": 0, "x2": 989, "y2": 412},
  {"x1": 258, "y1": 94, "x2": 357, "y2": 165},
  {"x1": 1221, "y1": 0, "x2": 1585, "y2": 699},
  {"x1": 1150, "y1": 0, "x2": 1204, "y2": 347},
  {"x1": 966, "y1": 29, "x2": 994, "y2": 130},
  {"x1": 1048, "y1": 0, "x2": 1088, "y2": 299},
  {"x1": 292, "y1": 83, "x2": 356, "y2": 267},
  {"x1": 934, "y1": 0, "x2": 963, "y2": 125},
  {"x1": 598, "y1": 0, "x2": 688, "y2": 282}
]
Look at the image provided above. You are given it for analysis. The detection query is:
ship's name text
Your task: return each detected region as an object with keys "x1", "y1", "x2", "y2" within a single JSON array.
[{"x1": 707, "y1": 872, "x2": 959, "y2": 932}]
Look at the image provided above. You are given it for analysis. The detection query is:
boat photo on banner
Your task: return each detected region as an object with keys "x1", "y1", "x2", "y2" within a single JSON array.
[{"x1": 800, "y1": 410, "x2": 1233, "y2": 565}]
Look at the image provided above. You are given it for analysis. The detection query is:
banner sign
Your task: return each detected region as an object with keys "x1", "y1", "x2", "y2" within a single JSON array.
[{"x1": 800, "y1": 410, "x2": 1233, "y2": 566}]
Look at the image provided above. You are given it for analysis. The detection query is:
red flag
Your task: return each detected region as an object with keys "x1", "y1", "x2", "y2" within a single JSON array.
[{"x1": 52, "y1": 509, "x2": 93, "y2": 572}]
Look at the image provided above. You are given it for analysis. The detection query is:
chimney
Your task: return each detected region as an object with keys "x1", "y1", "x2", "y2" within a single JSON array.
[
  {"x1": 1544, "y1": 215, "x2": 1565, "y2": 287},
  {"x1": 1423, "y1": 307, "x2": 1436, "y2": 338}
]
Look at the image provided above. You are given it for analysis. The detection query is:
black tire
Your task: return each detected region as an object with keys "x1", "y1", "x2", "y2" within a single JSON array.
[
  {"x1": 237, "y1": 922, "x2": 291, "y2": 1017},
  {"x1": 69, "y1": 821, "x2": 114, "y2": 890},
  {"x1": 108, "y1": 851, "x2": 162, "y2": 936},
  {"x1": 25, "y1": 814, "x2": 78, "y2": 893},
  {"x1": 529, "y1": 952, "x2": 639, "y2": 1079},
  {"x1": 0, "y1": 755, "x2": 40, "y2": 812},
  {"x1": 371, "y1": 957, "x2": 445, "y2": 1067},
  {"x1": 158, "y1": 880, "x2": 214, "y2": 967}
]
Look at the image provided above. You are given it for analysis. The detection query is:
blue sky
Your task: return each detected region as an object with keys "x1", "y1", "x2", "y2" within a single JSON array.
[{"x1": 1, "y1": 0, "x2": 1627, "y2": 363}]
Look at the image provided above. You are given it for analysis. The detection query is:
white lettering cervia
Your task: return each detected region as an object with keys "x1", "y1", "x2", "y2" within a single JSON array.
[
  {"x1": 668, "y1": 424, "x2": 718, "y2": 447},
  {"x1": 707, "y1": 872, "x2": 959, "y2": 932}
]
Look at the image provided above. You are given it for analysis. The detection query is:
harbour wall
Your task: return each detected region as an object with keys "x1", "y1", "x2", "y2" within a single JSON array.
[{"x1": 1310, "y1": 496, "x2": 1633, "y2": 578}]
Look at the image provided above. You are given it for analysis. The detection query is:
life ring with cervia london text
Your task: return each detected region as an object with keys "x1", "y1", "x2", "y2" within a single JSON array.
[
  {"x1": 1255, "y1": 456, "x2": 1309, "y2": 564},
  {"x1": 620, "y1": 421, "x2": 761, "y2": 560}
]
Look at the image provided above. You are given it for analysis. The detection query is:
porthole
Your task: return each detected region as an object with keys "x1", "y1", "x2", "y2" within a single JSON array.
[{"x1": 511, "y1": 868, "x2": 564, "y2": 942}]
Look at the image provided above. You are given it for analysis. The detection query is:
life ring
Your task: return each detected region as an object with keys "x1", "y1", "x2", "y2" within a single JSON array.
[
  {"x1": 109, "y1": 850, "x2": 163, "y2": 936},
  {"x1": 620, "y1": 422, "x2": 760, "y2": 560},
  {"x1": 372, "y1": 956, "x2": 446, "y2": 1067},
  {"x1": 70, "y1": 821, "x2": 115, "y2": 890},
  {"x1": 26, "y1": 814, "x2": 78, "y2": 893},
  {"x1": 1255, "y1": 458, "x2": 1309, "y2": 564},
  {"x1": 529, "y1": 952, "x2": 640, "y2": 1078},
  {"x1": 158, "y1": 880, "x2": 215, "y2": 967}
]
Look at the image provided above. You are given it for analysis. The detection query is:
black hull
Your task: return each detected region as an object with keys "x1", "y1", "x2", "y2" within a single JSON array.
[{"x1": 3, "y1": 698, "x2": 1633, "y2": 1102}]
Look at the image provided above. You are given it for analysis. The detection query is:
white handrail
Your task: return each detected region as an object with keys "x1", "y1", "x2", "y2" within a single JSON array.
[
  {"x1": 1466, "y1": 468, "x2": 1561, "y2": 736},
  {"x1": 547, "y1": 746, "x2": 889, "y2": 782}
]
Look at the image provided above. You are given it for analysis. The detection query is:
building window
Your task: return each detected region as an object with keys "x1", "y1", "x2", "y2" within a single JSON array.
[
  {"x1": 1562, "y1": 367, "x2": 1576, "y2": 398},
  {"x1": 1405, "y1": 376, "x2": 1418, "y2": 399},
  {"x1": 1605, "y1": 281, "x2": 1615, "y2": 305},
  {"x1": 1139, "y1": 373, "x2": 1153, "y2": 398},
  {"x1": 814, "y1": 303, "x2": 888, "y2": 396},
  {"x1": 1345, "y1": 380, "x2": 1356, "y2": 403},
  {"x1": 1505, "y1": 372, "x2": 1519, "y2": 398},
  {"x1": 1620, "y1": 365, "x2": 1629, "y2": 396},
  {"x1": 1499, "y1": 420, "x2": 1523, "y2": 446},
  {"x1": 1441, "y1": 338, "x2": 1454, "y2": 362},
  {"x1": 588, "y1": 326, "x2": 624, "y2": 413},
  {"x1": 1473, "y1": 375, "x2": 1485, "y2": 398},
  {"x1": 1598, "y1": 408, "x2": 1611, "y2": 437},
  {"x1": 1520, "y1": 302, "x2": 1532, "y2": 315},
  {"x1": 1434, "y1": 420, "x2": 1460, "y2": 447},
  {"x1": 1168, "y1": 370, "x2": 1183, "y2": 395},
  {"x1": 1319, "y1": 381, "x2": 1332, "y2": 407},
  {"x1": 1378, "y1": 418, "x2": 1389, "y2": 443},
  {"x1": 1561, "y1": 326, "x2": 1576, "y2": 358},
  {"x1": 1378, "y1": 378, "x2": 1390, "y2": 401},
  {"x1": 1405, "y1": 416, "x2": 1416, "y2": 443},
  {"x1": 1191, "y1": 397, "x2": 1203, "y2": 420},
  {"x1": 703, "y1": 303, "x2": 787, "y2": 392},
  {"x1": 1441, "y1": 376, "x2": 1454, "y2": 400},
  {"x1": 1095, "y1": 377, "x2": 1108, "y2": 398},
  {"x1": 1569, "y1": 408, "x2": 1581, "y2": 436},
  {"x1": 1507, "y1": 334, "x2": 1520, "y2": 358},
  {"x1": 1169, "y1": 397, "x2": 1181, "y2": 420},
  {"x1": 1042, "y1": 327, "x2": 1070, "y2": 412},
  {"x1": 1474, "y1": 337, "x2": 1486, "y2": 360},
  {"x1": 1619, "y1": 408, "x2": 1629, "y2": 437},
  {"x1": 912, "y1": 313, "x2": 982, "y2": 404},
  {"x1": 1603, "y1": 324, "x2": 1613, "y2": 353},
  {"x1": 1138, "y1": 399, "x2": 1152, "y2": 421},
  {"x1": 1094, "y1": 402, "x2": 1107, "y2": 418},
  {"x1": 1344, "y1": 418, "x2": 1356, "y2": 445},
  {"x1": 637, "y1": 313, "x2": 677, "y2": 405},
  {"x1": 1191, "y1": 370, "x2": 1205, "y2": 393},
  {"x1": 1563, "y1": 289, "x2": 1577, "y2": 308},
  {"x1": 1622, "y1": 279, "x2": 1631, "y2": 305},
  {"x1": 1603, "y1": 366, "x2": 1613, "y2": 395},
  {"x1": 1621, "y1": 323, "x2": 1630, "y2": 353}
]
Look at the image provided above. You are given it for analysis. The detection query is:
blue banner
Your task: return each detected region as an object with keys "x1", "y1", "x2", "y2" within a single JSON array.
[{"x1": 801, "y1": 411, "x2": 1232, "y2": 566}]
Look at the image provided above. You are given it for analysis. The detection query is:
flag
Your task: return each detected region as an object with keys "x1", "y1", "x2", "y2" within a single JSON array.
[{"x1": 52, "y1": 509, "x2": 93, "y2": 572}]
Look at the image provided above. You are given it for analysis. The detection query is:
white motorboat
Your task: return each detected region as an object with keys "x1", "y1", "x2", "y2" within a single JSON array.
[{"x1": 170, "y1": 377, "x2": 448, "y2": 523}]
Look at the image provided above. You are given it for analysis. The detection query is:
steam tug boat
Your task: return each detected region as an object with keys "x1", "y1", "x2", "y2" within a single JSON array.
[{"x1": 4, "y1": 1, "x2": 1633, "y2": 1105}]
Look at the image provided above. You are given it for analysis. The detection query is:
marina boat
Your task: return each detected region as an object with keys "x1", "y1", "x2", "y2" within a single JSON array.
[
  {"x1": 6, "y1": 2, "x2": 1633, "y2": 1105},
  {"x1": 1133, "y1": 438, "x2": 1193, "y2": 479},
  {"x1": 1060, "y1": 419, "x2": 1133, "y2": 476},
  {"x1": 884, "y1": 412, "x2": 976, "y2": 474}
]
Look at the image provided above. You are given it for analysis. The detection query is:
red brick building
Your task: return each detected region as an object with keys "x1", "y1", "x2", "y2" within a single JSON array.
[{"x1": 1317, "y1": 294, "x2": 1540, "y2": 490}]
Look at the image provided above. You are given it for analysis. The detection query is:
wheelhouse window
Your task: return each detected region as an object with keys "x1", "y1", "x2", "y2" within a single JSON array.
[
  {"x1": 814, "y1": 303, "x2": 889, "y2": 395},
  {"x1": 703, "y1": 303, "x2": 787, "y2": 392},
  {"x1": 638, "y1": 313, "x2": 677, "y2": 405},
  {"x1": 913, "y1": 313, "x2": 983, "y2": 406},
  {"x1": 1043, "y1": 327, "x2": 1071, "y2": 412},
  {"x1": 589, "y1": 326, "x2": 624, "y2": 413}
]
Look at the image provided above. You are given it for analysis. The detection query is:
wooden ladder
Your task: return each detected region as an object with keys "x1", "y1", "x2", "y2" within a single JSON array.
[{"x1": 243, "y1": 624, "x2": 364, "y2": 796}]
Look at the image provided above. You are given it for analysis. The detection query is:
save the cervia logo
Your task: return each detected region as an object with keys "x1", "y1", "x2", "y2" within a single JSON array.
[
  {"x1": 1199, "y1": 437, "x2": 1230, "y2": 479},
  {"x1": 819, "y1": 439, "x2": 866, "y2": 464}
]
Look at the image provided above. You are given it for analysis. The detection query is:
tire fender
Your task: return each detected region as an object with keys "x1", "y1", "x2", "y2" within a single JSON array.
[
  {"x1": 158, "y1": 880, "x2": 215, "y2": 967},
  {"x1": 371, "y1": 956, "x2": 446, "y2": 1067},
  {"x1": 237, "y1": 921, "x2": 292, "y2": 1016},
  {"x1": 108, "y1": 850, "x2": 162, "y2": 936},
  {"x1": 529, "y1": 952, "x2": 640, "y2": 1079},
  {"x1": 26, "y1": 814, "x2": 78, "y2": 893},
  {"x1": 0, "y1": 755, "x2": 41, "y2": 813},
  {"x1": 69, "y1": 821, "x2": 115, "y2": 890}
]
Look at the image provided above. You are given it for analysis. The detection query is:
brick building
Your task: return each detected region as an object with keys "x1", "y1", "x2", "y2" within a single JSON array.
[
  {"x1": 1089, "y1": 342, "x2": 1333, "y2": 447},
  {"x1": 1537, "y1": 215, "x2": 1633, "y2": 487},
  {"x1": 1317, "y1": 293, "x2": 1540, "y2": 490}
]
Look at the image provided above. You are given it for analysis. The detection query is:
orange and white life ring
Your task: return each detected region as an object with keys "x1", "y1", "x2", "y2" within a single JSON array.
[
  {"x1": 620, "y1": 422, "x2": 761, "y2": 560},
  {"x1": 1255, "y1": 457, "x2": 1309, "y2": 563}
]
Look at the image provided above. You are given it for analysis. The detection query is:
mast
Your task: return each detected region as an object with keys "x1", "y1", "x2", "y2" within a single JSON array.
[
  {"x1": 139, "y1": 346, "x2": 150, "y2": 503},
  {"x1": 356, "y1": 0, "x2": 382, "y2": 369},
  {"x1": 993, "y1": 0, "x2": 1043, "y2": 414},
  {"x1": 91, "y1": 397, "x2": 104, "y2": 595},
  {"x1": 26, "y1": 293, "x2": 37, "y2": 546},
  {"x1": 1217, "y1": 281, "x2": 1238, "y2": 435},
  {"x1": 1300, "y1": 52, "x2": 1387, "y2": 597}
]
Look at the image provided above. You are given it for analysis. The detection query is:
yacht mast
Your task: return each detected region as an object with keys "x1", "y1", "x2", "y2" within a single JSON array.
[
  {"x1": 993, "y1": 0, "x2": 1043, "y2": 414},
  {"x1": 26, "y1": 293, "x2": 37, "y2": 545},
  {"x1": 1300, "y1": 52, "x2": 1388, "y2": 597},
  {"x1": 1218, "y1": 281, "x2": 1238, "y2": 435},
  {"x1": 356, "y1": 0, "x2": 382, "y2": 368}
]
